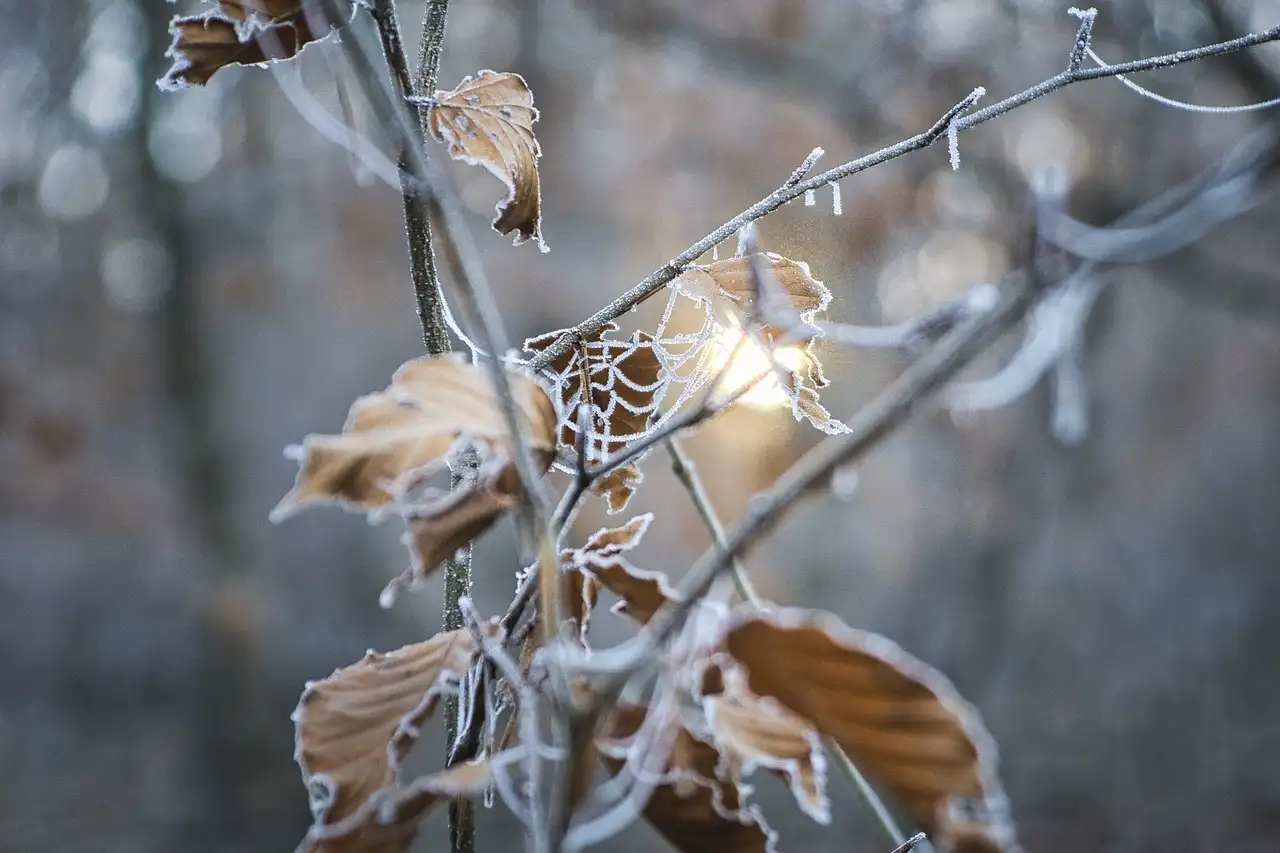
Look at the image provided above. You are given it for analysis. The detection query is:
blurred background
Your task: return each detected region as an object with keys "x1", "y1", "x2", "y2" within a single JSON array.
[{"x1": 3, "y1": 1, "x2": 1280, "y2": 851}]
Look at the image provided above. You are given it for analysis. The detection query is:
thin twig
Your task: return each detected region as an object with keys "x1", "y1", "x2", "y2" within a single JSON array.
[
  {"x1": 369, "y1": 0, "x2": 452, "y2": 353},
  {"x1": 369, "y1": 3, "x2": 472, "y2": 850},
  {"x1": 666, "y1": 437, "x2": 911, "y2": 847},
  {"x1": 665, "y1": 439, "x2": 757, "y2": 604},
  {"x1": 525, "y1": 23, "x2": 1280, "y2": 373}
]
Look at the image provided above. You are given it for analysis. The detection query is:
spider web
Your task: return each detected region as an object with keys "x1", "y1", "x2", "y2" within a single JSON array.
[{"x1": 527, "y1": 279, "x2": 746, "y2": 478}]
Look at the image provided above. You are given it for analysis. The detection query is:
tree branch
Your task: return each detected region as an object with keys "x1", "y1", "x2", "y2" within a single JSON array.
[{"x1": 525, "y1": 22, "x2": 1280, "y2": 373}]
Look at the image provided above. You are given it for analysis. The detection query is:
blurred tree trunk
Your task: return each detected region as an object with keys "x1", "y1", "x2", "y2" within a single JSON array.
[{"x1": 139, "y1": 1, "x2": 300, "y2": 845}]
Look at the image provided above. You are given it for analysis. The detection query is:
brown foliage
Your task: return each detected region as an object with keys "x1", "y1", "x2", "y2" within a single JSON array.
[
  {"x1": 274, "y1": 356, "x2": 556, "y2": 585},
  {"x1": 293, "y1": 627, "x2": 486, "y2": 852},
  {"x1": 725, "y1": 608, "x2": 1015, "y2": 852},
  {"x1": 600, "y1": 703, "x2": 773, "y2": 853},
  {"x1": 427, "y1": 71, "x2": 545, "y2": 247},
  {"x1": 162, "y1": 1, "x2": 350, "y2": 89}
]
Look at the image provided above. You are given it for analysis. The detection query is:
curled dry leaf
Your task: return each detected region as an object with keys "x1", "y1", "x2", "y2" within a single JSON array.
[
  {"x1": 600, "y1": 703, "x2": 774, "y2": 853},
  {"x1": 526, "y1": 324, "x2": 665, "y2": 513},
  {"x1": 426, "y1": 71, "x2": 545, "y2": 248},
  {"x1": 704, "y1": 688, "x2": 829, "y2": 824},
  {"x1": 678, "y1": 253, "x2": 846, "y2": 435},
  {"x1": 558, "y1": 513, "x2": 650, "y2": 641},
  {"x1": 273, "y1": 356, "x2": 556, "y2": 592},
  {"x1": 723, "y1": 607, "x2": 1016, "y2": 852},
  {"x1": 563, "y1": 515, "x2": 681, "y2": 625},
  {"x1": 677, "y1": 253, "x2": 831, "y2": 339},
  {"x1": 161, "y1": 1, "x2": 351, "y2": 89},
  {"x1": 292, "y1": 627, "x2": 486, "y2": 846},
  {"x1": 299, "y1": 756, "x2": 502, "y2": 853}
]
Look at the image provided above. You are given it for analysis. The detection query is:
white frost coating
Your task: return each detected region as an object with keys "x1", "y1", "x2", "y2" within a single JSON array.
[
  {"x1": 804, "y1": 188, "x2": 816, "y2": 207},
  {"x1": 831, "y1": 183, "x2": 842, "y2": 215}
]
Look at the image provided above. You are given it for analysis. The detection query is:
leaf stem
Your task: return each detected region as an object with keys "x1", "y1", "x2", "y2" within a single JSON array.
[{"x1": 666, "y1": 438, "x2": 911, "y2": 846}]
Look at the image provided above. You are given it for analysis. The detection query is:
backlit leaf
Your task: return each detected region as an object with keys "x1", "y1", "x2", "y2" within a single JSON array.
[
  {"x1": 680, "y1": 253, "x2": 831, "y2": 321},
  {"x1": 427, "y1": 71, "x2": 545, "y2": 248},
  {"x1": 724, "y1": 608, "x2": 1016, "y2": 852}
]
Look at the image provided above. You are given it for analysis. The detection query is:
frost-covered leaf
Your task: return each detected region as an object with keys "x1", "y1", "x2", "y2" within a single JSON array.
[
  {"x1": 724, "y1": 608, "x2": 1016, "y2": 852},
  {"x1": 276, "y1": 356, "x2": 555, "y2": 513},
  {"x1": 298, "y1": 756, "x2": 500, "y2": 853},
  {"x1": 589, "y1": 463, "x2": 645, "y2": 515},
  {"x1": 705, "y1": 687, "x2": 829, "y2": 823},
  {"x1": 426, "y1": 71, "x2": 544, "y2": 248},
  {"x1": 161, "y1": 1, "x2": 351, "y2": 89},
  {"x1": 600, "y1": 703, "x2": 774, "y2": 853},
  {"x1": 677, "y1": 253, "x2": 831, "y2": 337},
  {"x1": 525, "y1": 324, "x2": 664, "y2": 513},
  {"x1": 274, "y1": 356, "x2": 556, "y2": 588},
  {"x1": 557, "y1": 514, "x2": 649, "y2": 640},
  {"x1": 561, "y1": 515, "x2": 678, "y2": 625},
  {"x1": 678, "y1": 254, "x2": 843, "y2": 434},
  {"x1": 293, "y1": 627, "x2": 486, "y2": 842}
]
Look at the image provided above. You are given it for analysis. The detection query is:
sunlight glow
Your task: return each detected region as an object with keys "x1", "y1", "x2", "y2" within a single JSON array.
[{"x1": 708, "y1": 327, "x2": 807, "y2": 409}]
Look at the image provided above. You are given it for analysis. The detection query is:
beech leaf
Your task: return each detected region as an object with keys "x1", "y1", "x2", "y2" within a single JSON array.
[
  {"x1": 426, "y1": 71, "x2": 545, "y2": 248},
  {"x1": 557, "y1": 514, "x2": 651, "y2": 641},
  {"x1": 600, "y1": 703, "x2": 774, "y2": 853},
  {"x1": 299, "y1": 756, "x2": 501, "y2": 853},
  {"x1": 704, "y1": 687, "x2": 829, "y2": 824},
  {"x1": 724, "y1": 608, "x2": 1016, "y2": 852},
  {"x1": 563, "y1": 515, "x2": 680, "y2": 625},
  {"x1": 677, "y1": 253, "x2": 831, "y2": 338},
  {"x1": 292, "y1": 627, "x2": 485, "y2": 844},
  {"x1": 161, "y1": 1, "x2": 351, "y2": 90},
  {"x1": 273, "y1": 356, "x2": 556, "y2": 590}
]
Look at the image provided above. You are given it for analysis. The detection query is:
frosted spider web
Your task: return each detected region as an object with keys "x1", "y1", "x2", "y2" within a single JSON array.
[{"x1": 528, "y1": 269, "x2": 782, "y2": 478}]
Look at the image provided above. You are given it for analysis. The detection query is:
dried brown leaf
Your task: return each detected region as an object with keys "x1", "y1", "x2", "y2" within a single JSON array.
[
  {"x1": 299, "y1": 756, "x2": 499, "y2": 853},
  {"x1": 556, "y1": 514, "x2": 650, "y2": 641},
  {"x1": 705, "y1": 687, "x2": 829, "y2": 823},
  {"x1": 427, "y1": 71, "x2": 544, "y2": 248},
  {"x1": 724, "y1": 608, "x2": 1016, "y2": 852},
  {"x1": 292, "y1": 628, "x2": 484, "y2": 839},
  {"x1": 276, "y1": 356, "x2": 555, "y2": 513},
  {"x1": 561, "y1": 515, "x2": 679, "y2": 625},
  {"x1": 589, "y1": 463, "x2": 644, "y2": 514},
  {"x1": 677, "y1": 253, "x2": 831, "y2": 335},
  {"x1": 162, "y1": 2, "x2": 350, "y2": 89},
  {"x1": 600, "y1": 703, "x2": 773, "y2": 853},
  {"x1": 274, "y1": 357, "x2": 555, "y2": 588}
]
